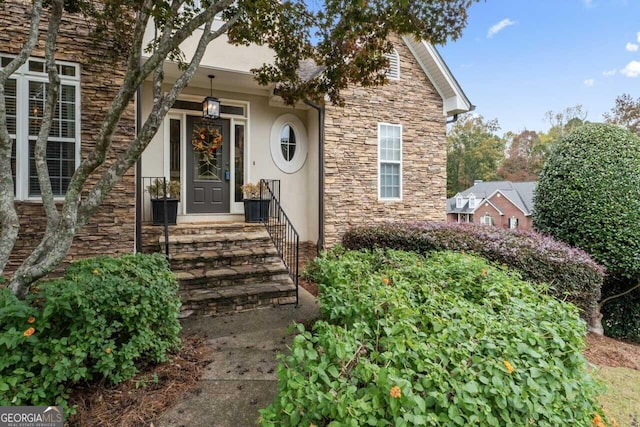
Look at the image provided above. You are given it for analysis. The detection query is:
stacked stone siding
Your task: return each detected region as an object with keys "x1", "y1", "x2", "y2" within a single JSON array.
[
  {"x1": 1, "y1": 1, "x2": 135, "y2": 276},
  {"x1": 323, "y1": 35, "x2": 447, "y2": 246}
]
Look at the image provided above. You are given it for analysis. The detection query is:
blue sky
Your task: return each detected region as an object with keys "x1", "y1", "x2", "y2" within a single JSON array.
[{"x1": 438, "y1": 0, "x2": 640, "y2": 135}]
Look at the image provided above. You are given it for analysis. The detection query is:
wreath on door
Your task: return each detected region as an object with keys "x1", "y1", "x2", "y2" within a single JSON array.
[{"x1": 192, "y1": 124, "x2": 223, "y2": 160}]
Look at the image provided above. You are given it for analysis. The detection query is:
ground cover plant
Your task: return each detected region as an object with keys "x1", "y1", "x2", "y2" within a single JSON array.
[
  {"x1": 0, "y1": 253, "x2": 181, "y2": 411},
  {"x1": 261, "y1": 249, "x2": 613, "y2": 426},
  {"x1": 341, "y1": 222, "x2": 605, "y2": 332}
]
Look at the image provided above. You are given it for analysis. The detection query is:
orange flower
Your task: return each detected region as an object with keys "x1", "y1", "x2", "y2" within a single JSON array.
[
  {"x1": 382, "y1": 277, "x2": 390, "y2": 286},
  {"x1": 592, "y1": 414, "x2": 606, "y2": 427},
  {"x1": 611, "y1": 417, "x2": 619, "y2": 427},
  {"x1": 390, "y1": 385, "x2": 402, "y2": 399},
  {"x1": 503, "y1": 360, "x2": 514, "y2": 374},
  {"x1": 23, "y1": 327, "x2": 35, "y2": 337},
  {"x1": 310, "y1": 424, "x2": 317, "y2": 427},
  {"x1": 27, "y1": 317, "x2": 36, "y2": 324},
  {"x1": 105, "y1": 347, "x2": 112, "y2": 354},
  {"x1": 481, "y1": 269, "x2": 487, "y2": 277},
  {"x1": 92, "y1": 269, "x2": 99, "y2": 275}
]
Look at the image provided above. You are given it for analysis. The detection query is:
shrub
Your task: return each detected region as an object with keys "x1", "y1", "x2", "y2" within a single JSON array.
[
  {"x1": 533, "y1": 123, "x2": 640, "y2": 340},
  {"x1": 260, "y1": 250, "x2": 611, "y2": 426},
  {"x1": 0, "y1": 253, "x2": 181, "y2": 409},
  {"x1": 340, "y1": 222, "x2": 604, "y2": 329}
]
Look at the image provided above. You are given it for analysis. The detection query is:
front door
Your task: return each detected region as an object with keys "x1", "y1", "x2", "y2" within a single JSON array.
[{"x1": 186, "y1": 117, "x2": 231, "y2": 213}]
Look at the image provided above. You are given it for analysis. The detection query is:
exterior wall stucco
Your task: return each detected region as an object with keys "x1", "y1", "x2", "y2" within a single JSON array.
[
  {"x1": 323, "y1": 35, "x2": 447, "y2": 246},
  {"x1": 140, "y1": 81, "x2": 319, "y2": 242},
  {"x1": 1, "y1": 1, "x2": 135, "y2": 276}
]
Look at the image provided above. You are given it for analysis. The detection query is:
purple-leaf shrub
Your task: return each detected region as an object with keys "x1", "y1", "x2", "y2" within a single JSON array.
[{"x1": 342, "y1": 222, "x2": 605, "y2": 329}]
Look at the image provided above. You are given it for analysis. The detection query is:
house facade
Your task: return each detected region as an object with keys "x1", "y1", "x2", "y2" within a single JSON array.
[
  {"x1": 446, "y1": 181, "x2": 536, "y2": 230},
  {"x1": 2, "y1": 2, "x2": 473, "y2": 298}
]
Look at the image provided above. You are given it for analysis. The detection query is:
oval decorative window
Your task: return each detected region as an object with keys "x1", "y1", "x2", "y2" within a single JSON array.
[{"x1": 270, "y1": 114, "x2": 307, "y2": 173}]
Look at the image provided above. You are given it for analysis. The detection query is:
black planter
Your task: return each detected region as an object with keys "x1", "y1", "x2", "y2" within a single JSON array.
[
  {"x1": 151, "y1": 198, "x2": 179, "y2": 225},
  {"x1": 243, "y1": 199, "x2": 270, "y2": 223}
]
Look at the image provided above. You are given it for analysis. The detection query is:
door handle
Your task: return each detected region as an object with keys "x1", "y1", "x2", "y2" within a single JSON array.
[{"x1": 224, "y1": 170, "x2": 230, "y2": 181}]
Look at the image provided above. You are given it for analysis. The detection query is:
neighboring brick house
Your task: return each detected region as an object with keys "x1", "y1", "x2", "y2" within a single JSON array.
[
  {"x1": 446, "y1": 181, "x2": 536, "y2": 230},
  {"x1": 2, "y1": 1, "x2": 472, "y2": 281}
]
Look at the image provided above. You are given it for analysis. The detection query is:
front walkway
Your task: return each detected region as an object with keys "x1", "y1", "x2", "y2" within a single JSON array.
[{"x1": 155, "y1": 288, "x2": 319, "y2": 427}]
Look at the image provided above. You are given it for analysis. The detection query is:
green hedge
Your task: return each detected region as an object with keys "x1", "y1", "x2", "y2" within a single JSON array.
[
  {"x1": 0, "y1": 253, "x2": 181, "y2": 410},
  {"x1": 341, "y1": 222, "x2": 604, "y2": 329},
  {"x1": 261, "y1": 250, "x2": 611, "y2": 426}
]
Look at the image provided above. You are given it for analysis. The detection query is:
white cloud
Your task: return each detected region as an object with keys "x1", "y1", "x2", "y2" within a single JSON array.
[
  {"x1": 584, "y1": 0, "x2": 594, "y2": 8},
  {"x1": 602, "y1": 69, "x2": 617, "y2": 77},
  {"x1": 583, "y1": 79, "x2": 595, "y2": 87},
  {"x1": 487, "y1": 19, "x2": 517, "y2": 38},
  {"x1": 621, "y1": 61, "x2": 640, "y2": 78},
  {"x1": 626, "y1": 42, "x2": 639, "y2": 52}
]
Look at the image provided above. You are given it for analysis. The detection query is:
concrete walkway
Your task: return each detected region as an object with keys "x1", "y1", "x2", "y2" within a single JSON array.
[{"x1": 155, "y1": 288, "x2": 319, "y2": 427}]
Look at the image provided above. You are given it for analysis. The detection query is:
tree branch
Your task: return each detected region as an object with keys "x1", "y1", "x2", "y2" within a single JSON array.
[
  {"x1": 78, "y1": 14, "x2": 238, "y2": 225},
  {"x1": 0, "y1": 0, "x2": 44, "y2": 276},
  {"x1": 34, "y1": 0, "x2": 64, "y2": 228},
  {"x1": 599, "y1": 282, "x2": 640, "y2": 310}
]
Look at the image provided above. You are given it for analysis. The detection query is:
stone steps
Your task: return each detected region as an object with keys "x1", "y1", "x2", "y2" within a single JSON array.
[
  {"x1": 162, "y1": 222, "x2": 296, "y2": 317},
  {"x1": 169, "y1": 247, "x2": 280, "y2": 270}
]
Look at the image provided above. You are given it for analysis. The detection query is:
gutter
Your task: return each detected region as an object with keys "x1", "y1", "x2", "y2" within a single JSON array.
[
  {"x1": 134, "y1": 69, "x2": 142, "y2": 253},
  {"x1": 304, "y1": 99, "x2": 325, "y2": 253},
  {"x1": 446, "y1": 105, "x2": 476, "y2": 125}
]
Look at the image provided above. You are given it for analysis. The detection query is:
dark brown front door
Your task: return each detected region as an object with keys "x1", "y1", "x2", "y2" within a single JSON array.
[{"x1": 186, "y1": 117, "x2": 231, "y2": 213}]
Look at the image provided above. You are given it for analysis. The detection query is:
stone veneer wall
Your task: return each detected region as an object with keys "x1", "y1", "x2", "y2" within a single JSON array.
[
  {"x1": 1, "y1": 1, "x2": 136, "y2": 276},
  {"x1": 323, "y1": 35, "x2": 447, "y2": 246}
]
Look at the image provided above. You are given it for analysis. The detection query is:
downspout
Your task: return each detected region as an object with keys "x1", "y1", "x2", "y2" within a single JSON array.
[
  {"x1": 134, "y1": 66, "x2": 143, "y2": 253},
  {"x1": 304, "y1": 100, "x2": 325, "y2": 253}
]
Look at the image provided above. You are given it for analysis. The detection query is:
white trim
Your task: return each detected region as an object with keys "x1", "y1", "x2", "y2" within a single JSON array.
[
  {"x1": 270, "y1": 113, "x2": 308, "y2": 174},
  {"x1": 468, "y1": 193, "x2": 477, "y2": 209},
  {"x1": 484, "y1": 189, "x2": 530, "y2": 216},
  {"x1": 384, "y1": 48, "x2": 400, "y2": 80},
  {"x1": 377, "y1": 122, "x2": 403, "y2": 201},
  {"x1": 400, "y1": 36, "x2": 472, "y2": 116},
  {"x1": 165, "y1": 95, "x2": 250, "y2": 215},
  {"x1": 2, "y1": 55, "x2": 82, "y2": 201},
  {"x1": 480, "y1": 214, "x2": 494, "y2": 226}
]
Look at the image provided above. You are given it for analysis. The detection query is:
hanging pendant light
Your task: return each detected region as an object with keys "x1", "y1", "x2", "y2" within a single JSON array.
[{"x1": 202, "y1": 74, "x2": 220, "y2": 120}]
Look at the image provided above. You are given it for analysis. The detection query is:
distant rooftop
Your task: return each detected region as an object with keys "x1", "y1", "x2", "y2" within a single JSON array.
[{"x1": 446, "y1": 181, "x2": 536, "y2": 215}]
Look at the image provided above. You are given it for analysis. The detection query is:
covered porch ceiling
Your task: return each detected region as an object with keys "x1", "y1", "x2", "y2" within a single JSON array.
[{"x1": 145, "y1": 60, "x2": 274, "y2": 98}]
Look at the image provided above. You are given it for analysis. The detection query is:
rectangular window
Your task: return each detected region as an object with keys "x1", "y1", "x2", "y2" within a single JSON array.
[
  {"x1": 509, "y1": 217, "x2": 519, "y2": 229},
  {"x1": 234, "y1": 124, "x2": 245, "y2": 203},
  {"x1": 378, "y1": 123, "x2": 402, "y2": 200},
  {"x1": 169, "y1": 119, "x2": 181, "y2": 179},
  {"x1": 1, "y1": 54, "x2": 80, "y2": 200}
]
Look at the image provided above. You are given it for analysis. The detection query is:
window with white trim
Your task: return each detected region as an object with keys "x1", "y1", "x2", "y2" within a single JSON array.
[
  {"x1": 455, "y1": 195, "x2": 464, "y2": 208},
  {"x1": 509, "y1": 217, "x2": 519, "y2": 229},
  {"x1": 480, "y1": 214, "x2": 494, "y2": 226},
  {"x1": 384, "y1": 49, "x2": 400, "y2": 80},
  {"x1": 378, "y1": 123, "x2": 402, "y2": 200},
  {"x1": 2, "y1": 55, "x2": 80, "y2": 200},
  {"x1": 468, "y1": 194, "x2": 477, "y2": 209}
]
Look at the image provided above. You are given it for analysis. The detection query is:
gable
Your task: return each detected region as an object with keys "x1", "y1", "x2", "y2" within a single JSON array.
[{"x1": 402, "y1": 36, "x2": 473, "y2": 116}]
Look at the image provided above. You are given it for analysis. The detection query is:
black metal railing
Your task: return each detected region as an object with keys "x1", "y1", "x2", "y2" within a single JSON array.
[
  {"x1": 142, "y1": 176, "x2": 176, "y2": 257},
  {"x1": 260, "y1": 179, "x2": 300, "y2": 306}
]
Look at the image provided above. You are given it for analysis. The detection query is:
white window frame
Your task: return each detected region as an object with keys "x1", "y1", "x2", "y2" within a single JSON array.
[
  {"x1": 1, "y1": 54, "x2": 81, "y2": 201},
  {"x1": 377, "y1": 122, "x2": 402, "y2": 201},
  {"x1": 509, "y1": 216, "x2": 519, "y2": 229},
  {"x1": 456, "y1": 195, "x2": 464, "y2": 208},
  {"x1": 480, "y1": 214, "x2": 494, "y2": 226},
  {"x1": 468, "y1": 194, "x2": 476, "y2": 209}
]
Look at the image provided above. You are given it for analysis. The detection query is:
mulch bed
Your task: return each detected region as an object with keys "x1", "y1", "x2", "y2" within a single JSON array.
[
  {"x1": 585, "y1": 333, "x2": 640, "y2": 371},
  {"x1": 299, "y1": 277, "x2": 318, "y2": 297},
  {"x1": 66, "y1": 336, "x2": 212, "y2": 427}
]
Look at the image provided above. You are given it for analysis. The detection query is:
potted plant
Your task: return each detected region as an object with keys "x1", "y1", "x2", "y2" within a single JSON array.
[
  {"x1": 242, "y1": 182, "x2": 271, "y2": 223},
  {"x1": 147, "y1": 178, "x2": 181, "y2": 225}
]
